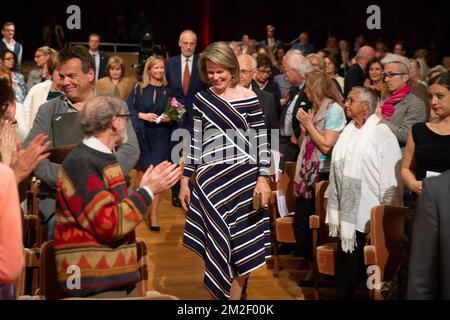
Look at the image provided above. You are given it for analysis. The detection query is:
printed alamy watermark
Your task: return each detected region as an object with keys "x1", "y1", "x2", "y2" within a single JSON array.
[
  {"x1": 366, "y1": 265, "x2": 382, "y2": 290},
  {"x1": 366, "y1": 5, "x2": 381, "y2": 30},
  {"x1": 66, "y1": 265, "x2": 81, "y2": 290},
  {"x1": 66, "y1": 5, "x2": 81, "y2": 30}
]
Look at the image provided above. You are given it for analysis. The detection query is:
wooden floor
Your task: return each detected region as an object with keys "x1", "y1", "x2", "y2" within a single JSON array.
[{"x1": 135, "y1": 189, "x2": 336, "y2": 300}]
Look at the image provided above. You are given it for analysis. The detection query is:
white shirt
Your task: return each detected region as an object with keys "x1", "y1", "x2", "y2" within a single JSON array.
[
  {"x1": 344, "y1": 124, "x2": 403, "y2": 233},
  {"x1": 82, "y1": 136, "x2": 154, "y2": 200},
  {"x1": 89, "y1": 50, "x2": 100, "y2": 81},
  {"x1": 282, "y1": 82, "x2": 304, "y2": 137},
  {"x1": 181, "y1": 55, "x2": 193, "y2": 86}
]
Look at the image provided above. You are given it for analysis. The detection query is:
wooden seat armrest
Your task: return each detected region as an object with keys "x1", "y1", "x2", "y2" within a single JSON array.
[
  {"x1": 364, "y1": 245, "x2": 376, "y2": 265},
  {"x1": 309, "y1": 215, "x2": 320, "y2": 229}
]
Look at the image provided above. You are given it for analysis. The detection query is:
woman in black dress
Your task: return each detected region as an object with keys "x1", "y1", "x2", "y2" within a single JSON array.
[
  {"x1": 401, "y1": 71, "x2": 450, "y2": 298},
  {"x1": 127, "y1": 56, "x2": 172, "y2": 231}
]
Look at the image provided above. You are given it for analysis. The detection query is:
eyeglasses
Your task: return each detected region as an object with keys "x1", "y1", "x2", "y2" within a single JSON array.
[
  {"x1": 240, "y1": 68, "x2": 255, "y2": 75},
  {"x1": 382, "y1": 72, "x2": 406, "y2": 80},
  {"x1": 116, "y1": 113, "x2": 131, "y2": 121},
  {"x1": 257, "y1": 68, "x2": 272, "y2": 75},
  {"x1": 3, "y1": 57, "x2": 15, "y2": 61},
  {"x1": 343, "y1": 98, "x2": 365, "y2": 106}
]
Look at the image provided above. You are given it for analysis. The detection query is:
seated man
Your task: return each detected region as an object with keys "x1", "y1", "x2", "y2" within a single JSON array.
[{"x1": 54, "y1": 95, "x2": 181, "y2": 298}]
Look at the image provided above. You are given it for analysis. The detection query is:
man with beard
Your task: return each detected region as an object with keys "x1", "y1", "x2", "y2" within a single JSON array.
[{"x1": 24, "y1": 45, "x2": 140, "y2": 239}]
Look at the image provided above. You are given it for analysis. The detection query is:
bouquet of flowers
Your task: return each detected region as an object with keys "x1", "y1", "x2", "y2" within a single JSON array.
[{"x1": 156, "y1": 97, "x2": 186, "y2": 124}]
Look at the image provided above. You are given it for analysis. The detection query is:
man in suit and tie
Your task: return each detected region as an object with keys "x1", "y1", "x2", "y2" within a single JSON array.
[
  {"x1": 166, "y1": 30, "x2": 207, "y2": 207},
  {"x1": 343, "y1": 46, "x2": 375, "y2": 97},
  {"x1": 259, "y1": 25, "x2": 282, "y2": 54},
  {"x1": 88, "y1": 33, "x2": 109, "y2": 81},
  {"x1": 279, "y1": 51, "x2": 313, "y2": 161},
  {"x1": 408, "y1": 171, "x2": 450, "y2": 299}
]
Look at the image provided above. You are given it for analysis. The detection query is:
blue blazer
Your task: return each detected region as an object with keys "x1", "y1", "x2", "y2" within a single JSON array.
[{"x1": 165, "y1": 54, "x2": 207, "y2": 131}]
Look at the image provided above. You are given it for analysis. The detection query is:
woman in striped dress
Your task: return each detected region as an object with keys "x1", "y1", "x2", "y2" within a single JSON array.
[{"x1": 179, "y1": 42, "x2": 272, "y2": 300}]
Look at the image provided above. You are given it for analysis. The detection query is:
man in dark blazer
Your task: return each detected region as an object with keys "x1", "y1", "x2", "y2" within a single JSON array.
[
  {"x1": 88, "y1": 33, "x2": 108, "y2": 81},
  {"x1": 408, "y1": 171, "x2": 450, "y2": 300},
  {"x1": 166, "y1": 30, "x2": 207, "y2": 207},
  {"x1": 279, "y1": 52, "x2": 313, "y2": 162},
  {"x1": 238, "y1": 54, "x2": 279, "y2": 132},
  {"x1": 343, "y1": 46, "x2": 375, "y2": 97},
  {"x1": 259, "y1": 25, "x2": 282, "y2": 54}
]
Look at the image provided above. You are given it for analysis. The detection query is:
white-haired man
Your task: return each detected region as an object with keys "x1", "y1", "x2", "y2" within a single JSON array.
[
  {"x1": 378, "y1": 54, "x2": 427, "y2": 147},
  {"x1": 279, "y1": 52, "x2": 313, "y2": 161}
]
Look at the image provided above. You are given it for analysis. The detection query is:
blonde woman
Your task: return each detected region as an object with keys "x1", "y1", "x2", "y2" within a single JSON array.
[
  {"x1": 95, "y1": 56, "x2": 133, "y2": 101},
  {"x1": 126, "y1": 56, "x2": 171, "y2": 232},
  {"x1": 179, "y1": 42, "x2": 271, "y2": 300},
  {"x1": 26, "y1": 46, "x2": 56, "y2": 90},
  {"x1": 294, "y1": 69, "x2": 346, "y2": 286}
]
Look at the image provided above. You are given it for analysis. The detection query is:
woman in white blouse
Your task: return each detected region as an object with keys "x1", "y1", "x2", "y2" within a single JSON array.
[{"x1": 325, "y1": 86, "x2": 403, "y2": 299}]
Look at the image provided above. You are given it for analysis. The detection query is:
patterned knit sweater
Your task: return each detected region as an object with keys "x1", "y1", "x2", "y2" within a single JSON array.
[{"x1": 54, "y1": 143, "x2": 151, "y2": 297}]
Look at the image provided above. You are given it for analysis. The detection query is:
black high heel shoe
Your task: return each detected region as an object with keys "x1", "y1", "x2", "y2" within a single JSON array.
[{"x1": 147, "y1": 216, "x2": 160, "y2": 233}]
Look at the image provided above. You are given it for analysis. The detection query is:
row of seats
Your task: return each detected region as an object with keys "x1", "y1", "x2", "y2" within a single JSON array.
[{"x1": 268, "y1": 162, "x2": 408, "y2": 300}]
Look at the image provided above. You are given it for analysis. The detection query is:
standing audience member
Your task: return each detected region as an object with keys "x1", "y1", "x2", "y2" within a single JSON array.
[
  {"x1": 27, "y1": 46, "x2": 56, "y2": 90},
  {"x1": 292, "y1": 32, "x2": 315, "y2": 55},
  {"x1": 364, "y1": 57, "x2": 386, "y2": 100},
  {"x1": 95, "y1": 56, "x2": 134, "y2": 101},
  {"x1": 0, "y1": 22, "x2": 22, "y2": 72},
  {"x1": 378, "y1": 54, "x2": 427, "y2": 147},
  {"x1": 325, "y1": 55, "x2": 345, "y2": 95},
  {"x1": 343, "y1": 46, "x2": 375, "y2": 97},
  {"x1": 409, "y1": 58, "x2": 430, "y2": 118},
  {"x1": 259, "y1": 25, "x2": 282, "y2": 54},
  {"x1": 88, "y1": 33, "x2": 109, "y2": 81},
  {"x1": 165, "y1": 30, "x2": 207, "y2": 207},
  {"x1": 0, "y1": 67, "x2": 28, "y2": 139},
  {"x1": 130, "y1": 12, "x2": 154, "y2": 44},
  {"x1": 23, "y1": 52, "x2": 62, "y2": 129},
  {"x1": 407, "y1": 170, "x2": 450, "y2": 300},
  {"x1": 24, "y1": 45, "x2": 140, "y2": 240},
  {"x1": 179, "y1": 42, "x2": 271, "y2": 300},
  {"x1": 401, "y1": 71, "x2": 450, "y2": 299},
  {"x1": 128, "y1": 56, "x2": 172, "y2": 232},
  {"x1": 337, "y1": 40, "x2": 352, "y2": 77},
  {"x1": 279, "y1": 52, "x2": 313, "y2": 161},
  {"x1": 54, "y1": 95, "x2": 181, "y2": 298},
  {"x1": 393, "y1": 41, "x2": 407, "y2": 57},
  {"x1": 42, "y1": 14, "x2": 65, "y2": 50},
  {"x1": 294, "y1": 70, "x2": 346, "y2": 285},
  {"x1": 0, "y1": 49, "x2": 27, "y2": 104},
  {"x1": 326, "y1": 87, "x2": 403, "y2": 299},
  {"x1": 253, "y1": 54, "x2": 281, "y2": 104}
]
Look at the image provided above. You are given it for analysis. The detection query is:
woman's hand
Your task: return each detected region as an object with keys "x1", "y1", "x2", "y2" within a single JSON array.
[
  {"x1": 410, "y1": 180, "x2": 423, "y2": 195},
  {"x1": 160, "y1": 114, "x2": 171, "y2": 123},
  {"x1": 254, "y1": 177, "x2": 271, "y2": 208},
  {"x1": 139, "y1": 112, "x2": 158, "y2": 122},
  {"x1": 179, "y1": 177, "x2": 191, "y2": 211},
  {"x1": 290, "y1": 135, "x2": 298, "y2": 145},
  {"x1": 0, "y1": 120, "x2": 16, "y2": 166},
  {"x1": 296, "y1": 109, "x2": 314, "y2": 131}
]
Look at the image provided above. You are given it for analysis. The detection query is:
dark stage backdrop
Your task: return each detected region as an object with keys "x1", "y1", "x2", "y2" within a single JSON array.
[{"x1": 1, "y1": 0, "x2": 449, "y2": 63}]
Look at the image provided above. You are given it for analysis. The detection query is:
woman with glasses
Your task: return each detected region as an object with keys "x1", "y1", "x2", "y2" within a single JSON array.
[
  {"x1": 253, "y1": 53, "x2": 281, "y2": 105},
  {"x1": 26, "y1": 46, "x2": 56, "y2": 91},
  {"x1": 127, "y1": 55, "x2": 171, "y2": 232},
  {"x1": 294, "y1": 69, "x2": 346, "y2": 287},
  {"x1": 0, "y1": 49, "x2": 26, "y2": 104}
]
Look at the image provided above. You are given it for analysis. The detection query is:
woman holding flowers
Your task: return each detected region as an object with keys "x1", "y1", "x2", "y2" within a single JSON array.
[{"x1": 127, "y1": 55, "x2": 173, "y2": 232}]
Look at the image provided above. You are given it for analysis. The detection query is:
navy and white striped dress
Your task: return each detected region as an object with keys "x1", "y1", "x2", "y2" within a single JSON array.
[{"x1": 183, "y1": 88, "x2": 271, "y2": 300}]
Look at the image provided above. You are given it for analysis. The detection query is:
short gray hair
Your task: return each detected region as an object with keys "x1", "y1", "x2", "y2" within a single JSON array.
[
  {"x1": 381, "y1": 53, "x2": 410, "y2": 75},
  {"x1": 79, "y1": 95, "x2": 126, "y2": 136},
  {"x1": 351, "y1": 86, "x2": 378, "y2": 114},
  {"x1": 286, "y1": 52, "x2": 313, "y2": 77}
]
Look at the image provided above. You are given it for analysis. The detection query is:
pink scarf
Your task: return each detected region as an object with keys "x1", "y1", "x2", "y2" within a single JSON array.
[{"x1": 381, "y1": 84, "x2": 411, "y2": 120}]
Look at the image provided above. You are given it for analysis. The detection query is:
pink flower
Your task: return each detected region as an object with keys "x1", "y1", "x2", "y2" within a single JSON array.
[{"x1": 170, "y1": 97, "x2": 178, "y2": 107}]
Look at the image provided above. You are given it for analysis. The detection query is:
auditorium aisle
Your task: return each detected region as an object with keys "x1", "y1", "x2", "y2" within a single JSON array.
[{"x1": 135, "y1": 189, "x2": 321, "y2": 300}]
